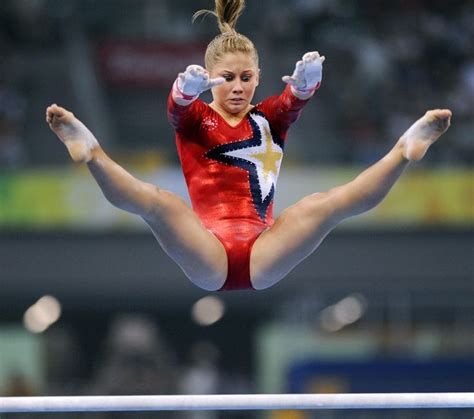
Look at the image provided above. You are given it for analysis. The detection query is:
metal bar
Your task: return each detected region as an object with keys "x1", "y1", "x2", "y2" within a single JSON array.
[{"x1": 1, "y1": 393, "x2": 473, "y2": 412}]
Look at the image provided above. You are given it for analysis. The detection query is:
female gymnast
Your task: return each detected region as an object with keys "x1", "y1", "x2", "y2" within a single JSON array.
[{"x1": 46, "y1": 0, "x2": 451, "y2": 292}]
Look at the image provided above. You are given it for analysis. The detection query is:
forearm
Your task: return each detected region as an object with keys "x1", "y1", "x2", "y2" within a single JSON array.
[
  {"x1": 262, "y1": 85, "x2": 310, "y2": 132},
  {"x1": 87, "y1": 147, "x2": 159, "y2": 217},
  {"x1": 167, "y1": 91, "x2": 202, "y2": 132}
]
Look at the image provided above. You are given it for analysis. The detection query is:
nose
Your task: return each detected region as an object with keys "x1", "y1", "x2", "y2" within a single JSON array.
[{"x1": 232, "y1": 80, "x2": 243, "y2": 94}]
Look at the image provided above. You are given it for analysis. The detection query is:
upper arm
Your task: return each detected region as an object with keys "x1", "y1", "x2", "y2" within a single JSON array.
[{"x1": 257, "y1": 85, "x2": 309, "y2": 139}]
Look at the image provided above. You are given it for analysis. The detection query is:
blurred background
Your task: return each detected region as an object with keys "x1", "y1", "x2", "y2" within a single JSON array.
[{"x1": 0, "y1": 0, "x2": 473, "y2": 418}]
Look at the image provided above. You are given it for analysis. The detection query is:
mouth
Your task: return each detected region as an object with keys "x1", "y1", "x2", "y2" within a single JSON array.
[{"x1": 229, "y1": 98, "x2": 245, "y2": 104}]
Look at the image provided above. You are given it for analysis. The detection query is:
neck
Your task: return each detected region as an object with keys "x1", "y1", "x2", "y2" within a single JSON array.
[{"x1": 210, "y1": 102, "x2": 253, "y2": 126}]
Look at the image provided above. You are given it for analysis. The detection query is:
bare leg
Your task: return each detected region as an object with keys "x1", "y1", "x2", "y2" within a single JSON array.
[
  {"x1": 46, "y1": 104, "x2": 227, "y2": 290},
  {"x1": 250, "y1": 109, "x2": 452, "y2": 289}
]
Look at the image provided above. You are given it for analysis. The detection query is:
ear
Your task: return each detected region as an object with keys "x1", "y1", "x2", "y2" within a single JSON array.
[{"x1": 255, "y1": 68, "x2": 261, "y2": 86}]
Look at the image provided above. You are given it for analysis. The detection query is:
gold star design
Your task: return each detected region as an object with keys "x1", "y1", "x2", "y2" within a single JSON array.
[{"x1": 250, "y1": 127, "x2": 283, "y2": 181}]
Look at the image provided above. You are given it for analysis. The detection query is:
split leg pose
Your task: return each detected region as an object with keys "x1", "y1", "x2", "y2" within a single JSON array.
[{"x1": 46, "y1": 105, "x2": 451, "y2": 291}]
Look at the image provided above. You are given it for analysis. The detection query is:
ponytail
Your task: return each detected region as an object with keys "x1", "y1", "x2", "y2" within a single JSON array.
[
  {"x1": 194, "y1": 0, "x2": 245, "y2": 34},
  {"x1": 193, "y1": 0, "x2": 258, "y2": 70}
]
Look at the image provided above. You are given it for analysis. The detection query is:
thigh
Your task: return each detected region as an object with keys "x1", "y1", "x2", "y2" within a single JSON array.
[
  {"x1": 143, "y1": 189, "x2": 227, "y2": 291},
  {"x1": 250, "y1": 192, "x2": 340, "y2": 290}
]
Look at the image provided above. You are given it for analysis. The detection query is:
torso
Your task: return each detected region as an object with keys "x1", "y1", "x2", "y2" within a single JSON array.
[{"x1": 167, "y1": 85, "x2": 308, "y2": 229}]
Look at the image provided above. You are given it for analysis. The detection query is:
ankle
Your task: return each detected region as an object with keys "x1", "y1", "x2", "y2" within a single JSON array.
[
  {"x1": 88, "y1": 145, "x2": 103, "y2": 163},
  {"x1": 393, "y1": 138, "x2": 410, "y2": 162}
]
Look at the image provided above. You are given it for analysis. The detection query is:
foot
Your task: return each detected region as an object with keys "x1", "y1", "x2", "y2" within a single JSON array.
[
  {"x1": 400, "y1": 109, "x2": 452, "y2": 161},
  {"x1": 46, "y1": 104, "x2": 99, "y2": 163}
]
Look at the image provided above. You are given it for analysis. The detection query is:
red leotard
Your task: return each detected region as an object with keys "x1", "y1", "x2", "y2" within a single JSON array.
[{"x1": 167, "y1": 85, "x2": 309, "y2": 290}]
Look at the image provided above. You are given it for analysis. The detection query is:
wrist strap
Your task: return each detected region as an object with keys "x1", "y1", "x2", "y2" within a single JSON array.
[
  {"x1": 295, "y1": 81, "x2": 321, "y2": 95},
  {"x1": 173, "y1": 80, "x2": 198, "y2": 101}
]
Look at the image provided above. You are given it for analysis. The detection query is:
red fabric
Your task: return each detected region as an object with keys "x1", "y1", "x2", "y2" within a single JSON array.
[
  {"x1": 210, "y1": 220, "x2": 265, "y2": 291},
  {"x1": 167, "y1": 85, "x2": 309, "y2": 290}
]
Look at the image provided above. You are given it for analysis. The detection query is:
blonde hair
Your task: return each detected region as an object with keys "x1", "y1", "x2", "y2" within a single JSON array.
[{"x1": 193, "y1": 0, "x2": 259, "y2": 71}]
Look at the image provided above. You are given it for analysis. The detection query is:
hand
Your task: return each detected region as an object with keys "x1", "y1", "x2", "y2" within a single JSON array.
[
  {"x1": 176, "y1": 65, "x2": 225, "y2": 99},
  {"x1": 282, "y1": 51, "x2": 325, "y2": 97}
]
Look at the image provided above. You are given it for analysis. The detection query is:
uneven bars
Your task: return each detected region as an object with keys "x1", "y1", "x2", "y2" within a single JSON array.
[{"x1": 1, "y1": 393, "x2": 474, "y2": 412}]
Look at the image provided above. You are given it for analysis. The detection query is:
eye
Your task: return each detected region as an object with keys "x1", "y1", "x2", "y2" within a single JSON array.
[
  {"x1": 223, "y1": 74, "x2": 234, "y2": 82},
  {"x1": 241, "y1": 74, "x2": 251, "y2": 82}
]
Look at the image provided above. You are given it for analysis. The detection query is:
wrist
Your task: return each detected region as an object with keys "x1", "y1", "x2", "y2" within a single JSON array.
[
  {"x1": 291, "y1": 82, "x2": 320, "y2": 100},
  {"x1": 173, "y1": 79, "x2": 199, "y2": 103}
]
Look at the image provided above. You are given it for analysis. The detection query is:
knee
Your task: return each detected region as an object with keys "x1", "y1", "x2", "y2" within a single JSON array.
[
  {"x1": 289, "y1": 192, "x2": 340, "y2": 225},
  {"x1": 147, "y1": 188, "x2": 189, "y2": 218}
]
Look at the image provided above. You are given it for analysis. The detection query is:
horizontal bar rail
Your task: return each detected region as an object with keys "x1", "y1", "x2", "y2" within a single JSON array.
[{"x1": 1, "y1": 393, "x2": 473, "y2": 412}]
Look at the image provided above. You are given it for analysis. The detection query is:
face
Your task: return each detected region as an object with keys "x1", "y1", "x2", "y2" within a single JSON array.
[{"x1": 209, "y1": 51, "x2": 259, "y2": 116}]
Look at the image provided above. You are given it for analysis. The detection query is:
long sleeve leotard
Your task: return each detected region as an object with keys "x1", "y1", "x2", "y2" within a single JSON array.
[{"x1": 167, "y1": 85, "x2": 310, "y2": 290}]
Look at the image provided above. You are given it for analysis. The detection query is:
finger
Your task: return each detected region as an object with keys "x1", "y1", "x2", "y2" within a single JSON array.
[
  {"x1": 293, "y1": 62, "x2": 305, "y2": 79},
  {"x1": 282, "y1": 75, "x2": 297, "y2": 86},
  {"x1": 295, "y1": 60, "x2": 305, "y2": 73},
  {"x1": 194, "y1": 69, "x2": 208, "y2": 82},
  {"x1": 196, "y1": 67, "x2": 207, "y2": 78},
  {"x1": 186, "y1": 64, "x2": 202, "y2": 72},
  {"x1": 208, "y1": 77, "x2": 225, "y2": 88},
  {"x1": 187, "y1": 66, "x2": 199, "y2": 77},
  {"x1": 189, "y1": 64, "x2": 206, "y2": 76},
  {"x1": 303, "y1": 51, "x2": 319, "y2": 61}
]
